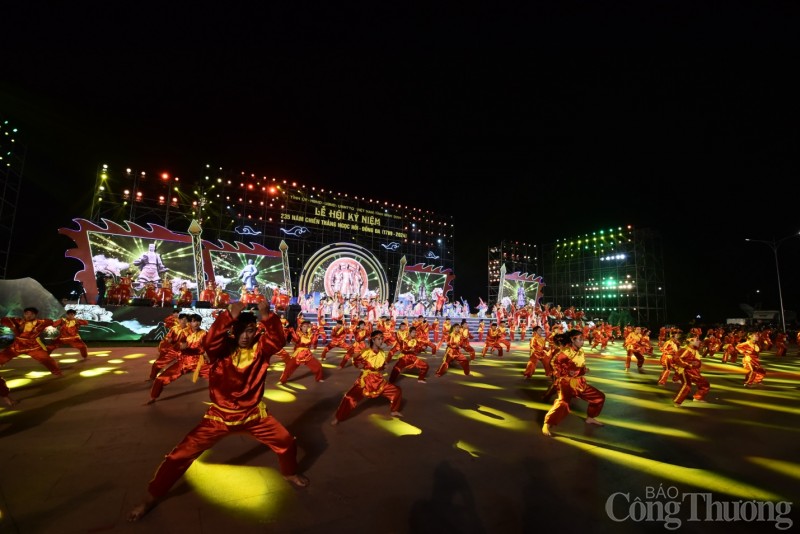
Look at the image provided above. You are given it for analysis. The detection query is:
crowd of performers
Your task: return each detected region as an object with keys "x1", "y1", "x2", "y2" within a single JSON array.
[{"x1": 0, "y1": 299, "x2": 793, "y2": 519}]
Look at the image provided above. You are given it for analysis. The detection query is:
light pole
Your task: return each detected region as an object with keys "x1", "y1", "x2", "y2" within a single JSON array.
[{"x1": 745, "y1": 232, "x2": 800, "y2": 332}]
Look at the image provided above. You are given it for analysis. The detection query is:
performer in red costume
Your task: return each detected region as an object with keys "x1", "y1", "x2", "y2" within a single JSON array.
[
  {"x1": 128, "y1": 301, "x2": 307, "y2": 522},
  {"x1": 0, "y1": 307, "x2": 61, "y2": 376},
  {"x1": 389, "y1": 326, "x2": 432, "y2": 383},
  {"x1": 737, "y1": 332, "x2": 766, "y2": 387},
  {"x1": 435, "y1": 323, "x2": 471, "y2": 377},
  {"x1": 657, "y1": 329, "x2": 682, "y2": 386},
  {"x1": 542, "y1": 329, "x2": 605, "y2": 437},
  {"x1": 48, "y1": 309, "x2": 90, "y2": 360},
  {"x1": 199, "y1": 281, "x2": 216, "y2": 304},
  {"x1": 146, "y1": 314, "x2": 209, "y2": 404},
  {"x1": 320, "y1": 319, "x2": 350, "y2": 361},
  {"x1": 481, "y1": 322, "x2": 507, "y2": 358},
  {"x1": 214, "y1": 285, "x2": 230, "y2": 308},
  {"x1": 278, "y1": 321, "x2": 324, "y2": 385},
  {"x1": 331, "y1": 329, "x2": 403, "y2": 425},
  {"x1": 624, "y1": 326, "x2": 646, "y2": 373},
  {"x1": 523, "y1": 326, "x2": 547, "y2": 379},
  {"x1": 148, "y1": 313, "x2": 189, "y2": 380},
  {"x1": 176, "y1": 283, "x2": 193, "y2": 307},
  {"x1": 672, "y1": 333, "x2": 710, "y2": 406},
  {"x1": 339, "y1": 320, "x2": 368, "y2": 369}
]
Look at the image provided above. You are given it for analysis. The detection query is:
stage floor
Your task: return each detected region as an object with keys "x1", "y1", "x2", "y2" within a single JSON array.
[{"x1": 1, "y1": 340, "x2": 799, "y2": 533}]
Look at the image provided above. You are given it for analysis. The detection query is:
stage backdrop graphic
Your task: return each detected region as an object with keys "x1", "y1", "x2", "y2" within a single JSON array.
[
  {"x1": 395, "y1": 263, "x2": 455, "y2": 308},
  {"x1": 296, "y1": 242, "x2": 388, "y2": 302},
  {"x1": 501, "y1": 271, "x2": 544, "y2": 308}
]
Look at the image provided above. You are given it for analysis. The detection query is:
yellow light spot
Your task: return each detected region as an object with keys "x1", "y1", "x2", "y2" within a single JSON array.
[
  {"x1": 107, "y1": 359, "x2": 125, "y2": 364},
  {"x1": 552, "y1": 431, "x2": 647, "y2": 453},
  {"x1": 495, "y1": 396, "x2": 551, "y2": 410},
  {"x1": 122, "y1": 352, "x2": 149, "y2": 359},
  {"x1": 447, "y1": 404, "x2": 528, "y2": 431},
  {"x1": 557, "y1": 438, "x2": 786, "y2": 501},
  {"x1": 79, "y1": 367, "x2": 117, "y2": 377},
  {"x1": 457, "y1": 380, "x2": 503, "y2": 390},
  {"x1": 598, "y1": 417, "x2": 704, "y2": 440},
  {"x1": 89, "y1": 350, "x2": 111, "y2": 356},
  {"x1": 603, "y1": 393, "x2": 706, "y2": 415},
  {"x1": 455, "y1": 440, "x2": 481, "y2": 457},
  {"x1": 186, "y1": 452, "x2": 293, "y2": 521},
  {"x1": 263, "y1": 389, "x2": 296, "y2": 403},
  {"x1": 58, "y1": 358, "x2": 80, "y2": 364},
  {"x1": 25, "y1": 371, "x2": 51, "y2": 378},
  {"x1": 748, "y1": 457, "x2": 800, "y2": 481},
  {"x1": 5, "y1": 378, "x2": 32, "y2": 388},
  {"x1": 275, "y1": 382, "x2": 307, "y2": 391},
  {"x1": 368, "y1": 413, "x2": 422, "y2": 436}
]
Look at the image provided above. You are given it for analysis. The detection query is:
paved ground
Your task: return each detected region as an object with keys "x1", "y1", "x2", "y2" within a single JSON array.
[{"x1": 1, "y1": 337, "x2": 799, "y2": 534}]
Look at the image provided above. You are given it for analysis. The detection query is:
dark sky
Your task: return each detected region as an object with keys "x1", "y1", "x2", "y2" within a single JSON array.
[{"x1": 2, "y1": 4, "x2": 800, "y2": 325}]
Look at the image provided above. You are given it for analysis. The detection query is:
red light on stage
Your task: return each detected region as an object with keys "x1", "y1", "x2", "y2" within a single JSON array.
[
  {"x1": 135, "y1": 191, "x2": 143, "y2": 202},
  {"x1": 268, "y1": 187, "x2": 277, "y2": 195},
  {"x1": 160, "y1": 172, "x2": 170, "y2": 181},
  {"x1": 158, "y1": 195, "x2": 165, "y2": 205},
  {"x1": 171, "y1": 197, "x2": 178, "y2": 206},
  {"x1": 248, "y1": 184, "x2": 254, "y2": 190},
  {"x1": 123, "y1": 189, "x2": 130, "y2": 200}
]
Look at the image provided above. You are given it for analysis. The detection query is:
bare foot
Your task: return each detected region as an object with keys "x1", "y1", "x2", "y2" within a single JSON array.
[
  {"x1": 2, "y1": 396, "x2": 17, "y2": 407},
  {"x1": 128, "y1": 495, "x2": 157, "y2": 522},
  {"x1": 283, "y1": 474, "x2": 310, "y2": 488},
  {"x1": 541, "y1": 423, "x2": 553, "y2": 437},
  {"x1": 585, "y1": 417, "x2": 604, "y2": 426},
  {"x1": 330, "y1": 418, "x2": 339, "y2": 426},
  {"x1": 391, "y1": 411, "x2": 403, "y2": 417}
]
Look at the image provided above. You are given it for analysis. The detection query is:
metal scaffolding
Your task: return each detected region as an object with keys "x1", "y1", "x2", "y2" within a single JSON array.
[
  {"x1": 541, "y1": 226, "x2": 666, "y2": 329},
  {"x1": 0, "y1": 119, "x2": 25, "y2": 280}
]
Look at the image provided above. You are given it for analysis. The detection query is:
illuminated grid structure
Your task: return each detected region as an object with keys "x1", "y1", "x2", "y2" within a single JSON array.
[
  {"x1": 0, "y1": 119, "x2": 25, "y2": 280},
  {"x1": 540, "y1": 225, "x2": 667, "y2": 328},
  {"x1": 89, "y1": 164, "x2": 455, "y2": 295},
  {"x1": 487, "y1": 241, "x2": 538, "y2": 305}
]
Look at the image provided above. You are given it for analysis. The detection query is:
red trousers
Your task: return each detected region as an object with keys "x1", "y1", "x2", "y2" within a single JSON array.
[
  {"x1": 334, "y1": 382, "x2": 402, "y2": 422},
  {"x1": 0, "y1": 347, "x2": 62, "y2": 375},
  {"x1": 389, "y1": 355, "x2": 429, "y2": 382},
  {"x1": 146, "y1": 413, "x2": 297, "y2": 499},
  {"x1": 544, "y1": 382, "x2": 605, "y2": 426}
]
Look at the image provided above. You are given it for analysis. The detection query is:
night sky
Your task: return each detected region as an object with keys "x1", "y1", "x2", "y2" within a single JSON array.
[{"x1": 2, "y1": 5, "x2": 799, "y2": 326}]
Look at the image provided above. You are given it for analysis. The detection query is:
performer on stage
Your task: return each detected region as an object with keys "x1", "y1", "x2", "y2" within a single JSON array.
[
  {"x1": 148, "y1": 313, "x2": 189, "y2": 381},
  {"x1": 176, "y1": 283, "x2": 193, "y2": 307},
  {"x1": 339, "y1": 320, "x2": 368, "y2": 369},
  {"x1": 48, "y1": 309, "x2": 89, "y2": 360},
  {"x1": 320, "y1": 319, "x2": 350, "y2": 361},
  {"x1": 278, "y1": 321, "x2": 324, "y2": 385},
  {"x1": 542, "y1": 329, "x2": 605, "y2": 437},
  {"x1": 331, "y1": 329, "x2": 403, "y2": 425},
  {"x1": 199, "y1": 281, "x2": 216, "y2": 304},
  {"x1": 389, "y1": 326, "x2": 431, "y2": 383},
  {"x1": 435, "y1": 323, "x2": 471, "y2": 377},
  {"x1": 672, "y1": 333, "x2": 710, "y2": 406},
  {"x1": 523, "y1": 326, "x2": 547, "y2": 379},
  {"x1": 128, "y1": 301, "x2": 307, "y2": 522},
  {"x1": 0, "y1": 307, "x2": 61, "y2": 376},
  {"x1": 214, "y1": 285, "x2": 230, "y2": 308},
  {"x1": 624, "y1": 326, "x2": 646, "y2": 373},
  {"x1": 737, "y1": 331, "x2": 766, "y2": 387},
  {"x1": 146, "y1": 314, "x2": 209, "y2": 404},
  {"x1": 657, "y1": 329, "x2": 682, "y2": 386}
]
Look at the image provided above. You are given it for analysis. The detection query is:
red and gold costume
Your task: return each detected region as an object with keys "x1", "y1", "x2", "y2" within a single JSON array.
[
  {"x1": 523, "y1": 332, "x2": 548, "y2": 378},
  {"x1": 624, "y1": 328, "x2": 645, "y2": 372},
  {"x1": 214, "y1": 287, "x2": 230, "y2": 308},
  {"x1": 737, "y1": 336, "x2": 766, "y2": 386},
  {"x1": 389, "y1": 330, "x2": 431, "y2": 383},
  {"x1": 278, "y1": 326, "x2": 323, "y2": 384},
  {"x1": 49, "y1": 314, "x2": 89, "y2": 360},
  {"x1": 657, "y1": 336, "x2": 681, "y2": 386},
  {"x1": 142, "y1": 309, "x2": 298, "y2": 500},
  {"x1": 313, "y1": 305, "x2": 327, "y2": 349},
  {"x1": 333, "y1": 347, "x2": 402, "y2": 422},
  {"x1": 774, "y1": 332, "x2": 788, "y2": 358},
  {"x1": 320, "y1": 322, "x2": 350, "y2": 361},
  {"x1": 199, "y1": 284, "x2": 215, "y2": 304},
  {"x1": 149, "y1": 318, "x2": 188, "y2": 380},
  {"x1": 339, "y1": 325, "x2": 368, "y2": 368},
  {"x1": 543, "y1": 345, "x2": 605, "y2": 427},
  {"x1": 672, "y1": 344, "x2": 710, "y2": 405},
  {"x1": 177, "y1": 286, "x2": 193, "y2": 307},
  {"x1": 149, "y1": 324, "x2": 209, "y2": 400},
  {"x1": 481, "y1": 324, "x2": 508, "y2": 357},
  {"x1": 156, "y1": 285, "x2": 174, "y2": 307},
  {"x1": 0, "y1": 315, "x2": 60, "y2": 375},
  {"x1": 477, "y1": 321, "x2": 485, "y2": 342},
  {"x1": 435, "y1": 328, "x2": 470, "y2": 377}
]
